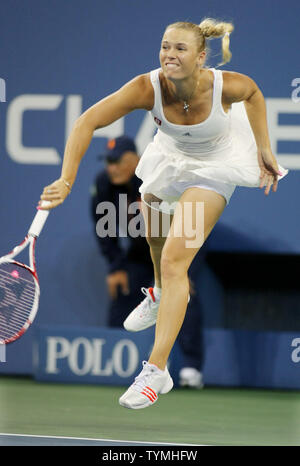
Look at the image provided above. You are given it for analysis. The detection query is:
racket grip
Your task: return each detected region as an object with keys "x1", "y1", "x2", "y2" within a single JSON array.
[{"x1": 28, "y1": 201, "x2": 51, "y2": 237}]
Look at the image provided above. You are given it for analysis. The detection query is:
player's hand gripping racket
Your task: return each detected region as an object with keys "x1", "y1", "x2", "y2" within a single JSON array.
[{"x1": 0, "y1": 202, "x2": 50, "y2": 344}]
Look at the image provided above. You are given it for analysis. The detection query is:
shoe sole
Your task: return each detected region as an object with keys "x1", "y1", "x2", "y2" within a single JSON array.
[
  {"x1": 123, "y1": 320, "x2": 156, "y2": 332},
  {"x1": 119, "y1": 398, "x2": 156, "y2": 409}
]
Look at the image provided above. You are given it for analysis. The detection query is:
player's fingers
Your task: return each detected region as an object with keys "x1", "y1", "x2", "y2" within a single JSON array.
[
  {"x1": 38, "y1": 199, "x2": 63, "y2": 210},
  {"x1": 259, "y1": 171, "x2": 268, "y2": 189},
  {"x1": 272, "y1": 176, "x2": 279, "y2": 192},
  {"x1": 40, "y1": 193, "x2": 62, "y2": 200},
  {"x1": 43, "y1": 185, "x2": 59, "y2": 194},
  {"x1": 264, "y1": 175, "x2": 273, "y2": 195}
]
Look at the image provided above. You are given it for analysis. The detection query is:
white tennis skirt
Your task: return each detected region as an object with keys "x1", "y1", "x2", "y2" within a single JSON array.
[{"x1": 136, "y1": 103, "x2": 288, "y2": 214}]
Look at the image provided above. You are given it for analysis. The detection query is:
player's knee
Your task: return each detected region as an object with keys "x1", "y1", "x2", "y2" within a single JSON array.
[{"x1": 160, "y1": 252, "x2": 187, "y2": 280}]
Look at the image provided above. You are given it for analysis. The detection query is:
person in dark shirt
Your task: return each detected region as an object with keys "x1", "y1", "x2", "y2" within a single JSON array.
[
  {"x1": 91, "y1": 136, "x2": 206, "y2": 388},
  {"x1": 91, "y1": 136, "x2": 153, "y2": 327}
]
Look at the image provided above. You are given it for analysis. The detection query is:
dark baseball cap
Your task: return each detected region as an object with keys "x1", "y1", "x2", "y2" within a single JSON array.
[{"x1": 98, "y1": 136, "x2": 137, "y2": 163}]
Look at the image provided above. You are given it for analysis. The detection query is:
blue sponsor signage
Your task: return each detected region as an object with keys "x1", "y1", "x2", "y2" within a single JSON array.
[
  {"x1": 34, "y1": 325, "x2": 157, "y2": 385},
  {"x1": 202, "y1": 329, "x2": 300, "y2": 390},
  {"x1": 34, "y1": 325, "x2": 300, "y2": 389},
  {"x1": 34, "y1": 325, "x2": 183, "y2": 386}
]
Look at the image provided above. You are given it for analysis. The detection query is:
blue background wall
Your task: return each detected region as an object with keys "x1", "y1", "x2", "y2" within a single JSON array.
[{"x1": 0, "y1": 0, "x2": 299, "y2": 375}]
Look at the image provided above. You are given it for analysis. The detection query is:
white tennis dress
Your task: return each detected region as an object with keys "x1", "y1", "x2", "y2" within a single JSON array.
[{"x1": 135, "y1": 67, "x2": 288, "y2": 211}]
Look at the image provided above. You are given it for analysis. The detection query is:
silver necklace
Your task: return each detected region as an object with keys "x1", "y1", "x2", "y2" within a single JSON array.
[
  {"x1": 183, "y1": 101, "x2": 191, "y2": 112},
  {"x1": 174, "y1": 80, "x2": 199, "y2": 113}
]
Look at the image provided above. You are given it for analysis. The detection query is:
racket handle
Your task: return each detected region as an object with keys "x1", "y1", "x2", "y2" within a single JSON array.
[{"x1": 28, "y1": 201, "x2": 51, "y2": 237}]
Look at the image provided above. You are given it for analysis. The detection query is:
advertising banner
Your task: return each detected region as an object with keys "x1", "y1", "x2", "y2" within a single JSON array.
[{"x1": 33, "y1": 325, "x2": 300, "y2": 390}]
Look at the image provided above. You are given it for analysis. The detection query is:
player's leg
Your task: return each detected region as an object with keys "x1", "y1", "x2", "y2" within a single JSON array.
[
  {"x1": 123, "y1": 194, "x2": 173, "y2": 331},
  {"x1": 177, "y1": 243, "x2": 209, "y2": 387},
  {"x1": 119, "y1": 187, "x2": 226, "y2": 409},
  {"x1": 141, "y1": 193, "x2": 174, "y2": 288},
  {"x1": 148, "y1": 187, "x2": 226, "y2": 369}
]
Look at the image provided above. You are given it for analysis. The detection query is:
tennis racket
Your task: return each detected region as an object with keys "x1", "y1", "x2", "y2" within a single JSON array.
[{"x1": 0, "y1": 202, "x2": 50, "y2": 344}]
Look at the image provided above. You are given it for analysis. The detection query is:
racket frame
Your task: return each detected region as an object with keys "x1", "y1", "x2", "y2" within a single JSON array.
[{"x1": 0, "y1": 203, "x2": 49, "y2": 344}]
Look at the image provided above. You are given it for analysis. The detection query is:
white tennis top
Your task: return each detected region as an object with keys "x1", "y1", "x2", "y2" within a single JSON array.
[
  {"x1": 149, "y1": 67, "x2": 232, "y2": 155},
  {"x1": 135, "y1": 67, "x2": 288, "y2": 200}
]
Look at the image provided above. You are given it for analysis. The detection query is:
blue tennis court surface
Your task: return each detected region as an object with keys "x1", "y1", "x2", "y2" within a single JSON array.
[{"x1": 0, "y1": 433, "x2": 203, "y2": 446}]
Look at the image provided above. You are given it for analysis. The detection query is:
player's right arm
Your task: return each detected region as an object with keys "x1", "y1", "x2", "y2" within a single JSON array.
[{"x1": 40, "y1": 74, "x2": 154, "y2": 209}]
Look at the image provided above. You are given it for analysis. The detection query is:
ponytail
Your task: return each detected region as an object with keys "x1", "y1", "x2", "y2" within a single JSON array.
[{"x1": 199, "y1": 18, "x2": 234, "y2": 66}]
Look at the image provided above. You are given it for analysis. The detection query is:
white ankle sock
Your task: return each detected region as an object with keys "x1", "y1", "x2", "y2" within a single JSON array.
[
  {"x1": 147, "y1": 361, "x2": 164, "y2": 373},
  {"x1": 153, "y1": 286, "x2": 162, "y2": 300}
]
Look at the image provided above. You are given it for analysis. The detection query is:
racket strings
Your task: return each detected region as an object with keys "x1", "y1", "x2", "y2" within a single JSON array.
[{"x1": 0, "y1": 264, "x2": 37, "y2": 341}]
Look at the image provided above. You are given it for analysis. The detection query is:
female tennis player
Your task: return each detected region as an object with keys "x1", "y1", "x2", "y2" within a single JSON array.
[{"x1": 40, "y1": 18, "x2": 287, "y2": 409}]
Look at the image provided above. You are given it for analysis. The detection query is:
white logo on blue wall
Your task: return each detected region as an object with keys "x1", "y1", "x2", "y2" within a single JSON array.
[
  {"x1": 291, "y1": 338, "x2": 300, "y2": 363},
  {"x1": 0, "y1": 341, "x2": 6, "y2": 363},
  {"x1": 5, "y1": 95, "x2": 123, "y2": 165},
  {"x1": 2, "y1": 94, "x2": 300, "y2": 169},
  {"x1": 0, "y1": 78, "x2": 6, "y2": 103},
  {"x1": 291, "y1": 78, "x2": 300, "y2": 103},
  {"x1": 45, "y1": 336, "x2": 139, "y2": 377}
]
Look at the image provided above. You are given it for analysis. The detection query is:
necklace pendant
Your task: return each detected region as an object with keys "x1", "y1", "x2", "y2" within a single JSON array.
[{"x1": 183, "y1": 101, "x2": 189, "y2": 112}]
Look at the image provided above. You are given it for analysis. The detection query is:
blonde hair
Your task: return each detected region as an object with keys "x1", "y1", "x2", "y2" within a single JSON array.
[{"x1": 165, "y1": 18, "x2": 234, "y2": 67}]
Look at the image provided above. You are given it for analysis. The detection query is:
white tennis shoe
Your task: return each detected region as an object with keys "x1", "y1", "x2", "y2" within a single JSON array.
[
  {"x1": 119, "y1": 361, "x2": 174, "y2": 409},
  {"x1": 123, "y1": 287, "x2": 159, "y2": 332},
  {"x1": 123, "y1": 286, "x2": 190, "y2": 332}
]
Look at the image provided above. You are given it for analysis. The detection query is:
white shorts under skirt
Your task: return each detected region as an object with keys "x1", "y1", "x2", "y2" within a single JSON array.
[{"x1": 141, "y1": 177, "x2": 235, "y2": 214}]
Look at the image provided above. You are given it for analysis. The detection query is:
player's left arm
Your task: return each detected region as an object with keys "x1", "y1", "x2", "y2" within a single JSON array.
[
  {"x1": 222, "y1": 71, "x2": 273, "y2": 150},
  {"x1": 222, "y1": 71, "x2": 282, "y2": 194}
]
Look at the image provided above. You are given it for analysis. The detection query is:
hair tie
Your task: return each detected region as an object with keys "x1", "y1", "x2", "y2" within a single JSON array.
[{"x1": 224, "y1": 32, "x2": 230, "y2": 37}]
